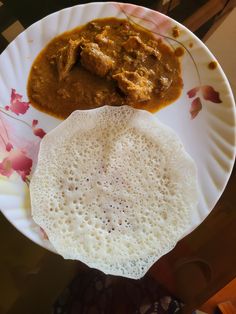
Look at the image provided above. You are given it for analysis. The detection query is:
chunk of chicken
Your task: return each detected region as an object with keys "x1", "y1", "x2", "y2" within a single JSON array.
[
  {"x1": 55, "y1": 39, "x2": 81, "y2": 80},
  {"x1": 95, "y1": 26, "x2": 114, "y2": 45},
  {"x1": 122, "y1": 36, "x2": 143, "y2": 51},
  {"x1": 158, "y1": 76, "x2": 172, "y2": 91},
  {"x1": 123, "y1": 36, "x2": 161, "y2": 60},
  {"x1": 113, "y1": 71, "x2": 154, "y2": 102},
  {"x1": 80, "y1": 43, "x2": 114, "y2": 77}
]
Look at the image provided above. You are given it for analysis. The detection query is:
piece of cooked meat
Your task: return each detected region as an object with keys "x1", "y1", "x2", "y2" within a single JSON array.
[
  {"x1": 86, "y1": 21, "x2": 102, "y2": 31},
  {"x1": 95, "y1": 26, "x2": 114, "y2": 46},
  {"x1": 122, "y1": 36, "x2": 143, "y2": 51},
  {"x1": 80, "y1": 43, "x2": 114, "y2": 77},
  {"x1": 55, "y1": 39, "x2": 81, "y2": 80},
  {"x1": 123, "y1": 36, "x2": 161, "y2": 60},
  {"x1": 144, "y1": 45, "x2": 161, "y2": 59},
  {"x1": 113, "y1": 71, "x2": 154, "y2": 102},
  {"x1": 159, "y1": 76, "x2": 172, "y2": 91}
]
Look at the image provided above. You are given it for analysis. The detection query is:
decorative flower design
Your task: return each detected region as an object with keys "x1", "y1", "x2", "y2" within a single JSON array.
[
  {"x1": 187, "y1": 85, "x2": 222, "y2": 119},
  {"x1": 5, "y1": 89, "x2": 30, "y2": 115},
  {"x1": 117, "y1": 3, "x2": 172, "y2": 35},
  {"x1": 189, "y1": 97, "x2": 202, "y2": 120},
  {"x1": 0, "y1": 146, "x2": 32, "y2": 182},
  {"x1": 32, "y1": 120, "x2": 46, "y2": 138},
  {"x1": 40, "y1": 227, "x2": 49, "y2": 240},
  {"x1": 0, "y1": 89, "x2": 46, "y2": 183}
]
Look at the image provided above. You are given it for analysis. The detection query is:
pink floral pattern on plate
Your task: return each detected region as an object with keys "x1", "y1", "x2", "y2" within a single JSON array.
[
  {"x1": 116, "y1": 3, "x2": 172, "y2": 35},
  {"x1": 5, "y1": 89, "x2": 30, "y2": 115},
  {"x1": 0, "y1": 89, "x2": 46, "y2": 183},
  {"x1": 187, "y1": 85, "x2": 222, "y2": 119}
]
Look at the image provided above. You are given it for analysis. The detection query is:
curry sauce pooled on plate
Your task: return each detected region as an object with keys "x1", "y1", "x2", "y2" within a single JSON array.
[{"x1": 27, "y1": 18, "x2": 183, "y2": 119}]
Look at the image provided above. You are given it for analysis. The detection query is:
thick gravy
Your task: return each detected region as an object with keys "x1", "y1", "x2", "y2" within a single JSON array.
[{"x1": 28, "y1": 18, "x2": 183, "y2": 119}]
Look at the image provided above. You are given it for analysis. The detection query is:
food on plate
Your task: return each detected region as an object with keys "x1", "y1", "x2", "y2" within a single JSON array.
[
  {"x1": 27, "y1": 18, "x2": 183, "y2": 119},
  {"x1": 30, "y1": 106, "x2": 198, "y2": 279}
]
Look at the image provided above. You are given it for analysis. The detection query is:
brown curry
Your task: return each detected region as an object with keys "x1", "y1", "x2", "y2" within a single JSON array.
[{"x1": 27, "y1": 18, "x2": 183, "y2": 119}]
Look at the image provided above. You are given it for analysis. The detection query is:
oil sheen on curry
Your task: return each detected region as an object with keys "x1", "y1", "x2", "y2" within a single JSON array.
[{"x1": 27, "y1": 18, "x2": 183, "y2": 119}]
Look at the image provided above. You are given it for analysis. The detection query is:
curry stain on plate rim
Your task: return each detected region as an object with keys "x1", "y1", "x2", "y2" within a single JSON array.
[
  {"x1": 174, "y1": 47, "x2": 185, "y2": 57},
  {"x1": 172, "y1": 26, "x2": 180, "y2": 38},
  {"x1": 208, "y1": 61, "x2": 217, "y2": 70}
]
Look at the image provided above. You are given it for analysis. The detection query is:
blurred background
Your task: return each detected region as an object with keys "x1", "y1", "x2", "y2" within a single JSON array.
[{"x1": 0, "y1": 0, "x2": 235, "y2": 51}]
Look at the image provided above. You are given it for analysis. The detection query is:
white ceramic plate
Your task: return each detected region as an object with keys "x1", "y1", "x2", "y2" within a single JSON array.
[{"x1": 0, "y1": 2, "x2": 235, "y2": 253}]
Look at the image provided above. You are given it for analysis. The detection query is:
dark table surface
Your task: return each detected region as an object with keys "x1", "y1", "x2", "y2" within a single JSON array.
[{"x1": 0, "y1": 0, "x2": 215, "y2": 53}]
